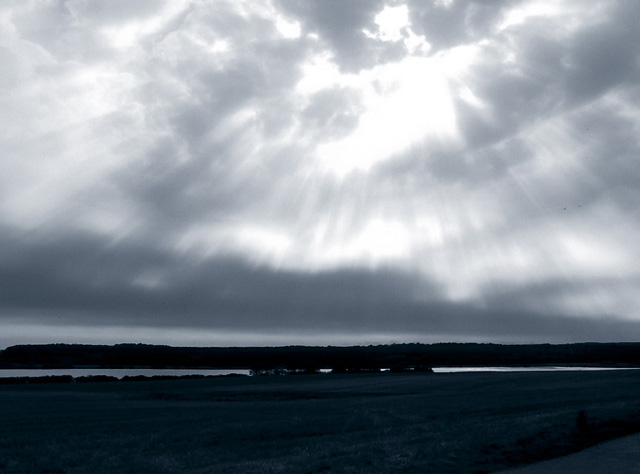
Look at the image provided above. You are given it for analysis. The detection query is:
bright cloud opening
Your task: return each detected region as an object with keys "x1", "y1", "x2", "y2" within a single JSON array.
[
  {"x1": 365, "y1": 5, "x2": 410, "y2": 42},
  {"x1": 313, "y1": 56, "x2": 458, "y2": 177}
]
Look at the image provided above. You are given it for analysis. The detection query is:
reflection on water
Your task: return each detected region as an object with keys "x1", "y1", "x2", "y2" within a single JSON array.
[
  {"x1": 431, "y1": 366, "x2": 638, "y2": 373},
  {"x1": 1, "y1": 366, "x2": 637, "y2": 379},
  {"x1": 0, "y1": 368, "x2": 250, "y2": 379}
]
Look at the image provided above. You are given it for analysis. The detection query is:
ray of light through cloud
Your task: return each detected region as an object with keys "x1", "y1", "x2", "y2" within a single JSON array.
[{"x1": 1, "y1": 0, "x2": 640, "y2": 347}]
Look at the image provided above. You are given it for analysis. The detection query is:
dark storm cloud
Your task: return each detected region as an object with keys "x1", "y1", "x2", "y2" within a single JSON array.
[
  {"x1": 0, "y1": 229, "x2": 434, "y2": 325},
  {"x1": 568, "y1": 98, "x2": 640, "y2": 217},
  {"x1": 564, "y1": 3, "x2": 640, "y2": 105},
  {"x1": 407, "y1": 0, "x2": 521, "y2": 52},
  {"x1": 2, "y1": 229, "x2": 637, "y2": 343},
  {"x1": 482, "y1": 275, "x2": 640, "y2": 317}
]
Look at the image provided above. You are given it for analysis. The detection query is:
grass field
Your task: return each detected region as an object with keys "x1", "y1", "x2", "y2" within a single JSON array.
[{"x1": 1, "y1": 370, "x2": 640, "y2": 473}]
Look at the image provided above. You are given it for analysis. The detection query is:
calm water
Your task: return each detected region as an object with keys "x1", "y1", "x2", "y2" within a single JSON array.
[
  {"x1": 431, "y1": 366, "x2": 638, "y2": 373},
  {"x1": 0, "y1": 368, "x2": 251, "y2": 378},
  {"x1": 0, "y1": 366, "x2": 635, "y2": 378}
]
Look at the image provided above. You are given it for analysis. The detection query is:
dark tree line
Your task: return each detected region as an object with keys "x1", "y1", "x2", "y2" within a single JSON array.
[{"x1": 1, "y1": 342, "x2": 640, "y2": 371}]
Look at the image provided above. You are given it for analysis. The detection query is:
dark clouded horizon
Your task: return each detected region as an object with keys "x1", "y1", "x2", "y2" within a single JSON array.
[{"x1": 1, "y1": 0, "x2": 639, "y2": 348}]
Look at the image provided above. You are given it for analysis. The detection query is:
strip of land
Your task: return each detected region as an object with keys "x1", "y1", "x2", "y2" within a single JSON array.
[
  {"x1": 1, "y1": 370, "x2": 639, "y2": 473},
  {"x1": 2, "y1": 342, "x2": 640, "y2": 371}
]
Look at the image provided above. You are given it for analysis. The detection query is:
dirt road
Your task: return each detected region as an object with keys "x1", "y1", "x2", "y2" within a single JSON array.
[{"x1": 494, "y1": 433, "x2": 640, "y2": 473}]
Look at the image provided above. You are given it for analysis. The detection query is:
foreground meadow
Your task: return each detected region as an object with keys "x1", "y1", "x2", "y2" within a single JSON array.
[{"x1": 1, "y1": 371, "x2": 639, "y2": 473}]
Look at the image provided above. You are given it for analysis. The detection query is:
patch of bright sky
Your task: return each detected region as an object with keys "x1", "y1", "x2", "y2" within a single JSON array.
[
  {"x1": 558, "y1": 202, "x2": 640, "y2": 278},
  {"x1": 364, "y1": 4, "x2": 431, "y2": 53},
  {"x1": 234, "y1": 225, "x2": 294, "y2": 265},
  {"x1": 560, "y1": 232, "x2": 627, "y2": 275},
  {"x1": 498, "y1": 0, "x2": 564, "y2": 30},
  {"x1": 311, "y1": 218, "x2": 412, "y2": 269},
  {"x1": 453, "y1": 193, "x2": 640, "y2": 302},
  {"x1": 62, "y1": 0, "x2": 640, "y2": 321},
  {"x1": 451, "y1": 168, "x2": 634, "y2": 303},
  {"x1": 234, "y1": 0, "x2": 301, "y2": 39},
  {"x1": 275, "y1": 15, "x2": 301, "y2": 39},
  {"x1": 1, "y1": 69, "x2": 139, "y2": 232},
  {"x1": 182, "y1": 0, "x2": 640, "y2": 321},
  {"x1": 457, "y1": 84, "x2": 488, "y2": 110},
  {"x1": 214, "y1": 4, "x2": 479, "y2": 272},
  {"x1": 175, "y1": 221, "x2": 294, "y2": 268},
  {"x1": 296, "y1": 52, "x2": 345, "y2": 95},
  {"x1": 434, "y1": 0, "x2": 455, "y2": 8},
  {"x1": 310, "y1": 56, "x2": 458, "y2": 177},
  {"x1": 293, "y1": 3, "x2": 456, "y2": 176},
  {"x1": 414, "y1": 215, "x2": 446, "y2": 247},
  {"x1": 436, "y1": 198, "x2": 640, "y2": 307},
  {"x1": 385, "y1": 101, "x2": 640, "y2": 305},
  {"x1": 497, "y1": 0, "x2": 608, "y2": 33},
  {"x1": 176, "y1": 30, "x2": 233, "y2": 66},
  {"x1": 364, "y1": 4, "x2": 409, "y2": 42},
  {"x1": 99, "y1": 2, "x2": 191, "y2": 49}
]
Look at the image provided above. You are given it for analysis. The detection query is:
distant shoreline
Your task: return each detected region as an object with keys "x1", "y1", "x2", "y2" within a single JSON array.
[
  {"x1": 2, "y1": 364, "x2": 639, "y2": 375},
  {"x1": 2, "y1": 342, "x2": 640, "y2": 372}
]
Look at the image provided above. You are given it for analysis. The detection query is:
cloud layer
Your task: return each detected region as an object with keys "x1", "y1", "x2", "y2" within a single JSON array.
[{"x1": 1, "y1": 0, "x2": 640, "y2": 347}]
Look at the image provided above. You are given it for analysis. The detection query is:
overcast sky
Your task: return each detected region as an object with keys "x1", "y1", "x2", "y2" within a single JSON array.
[{"x1": 1, "y1": 0, "x2": 640, "y2": 348}]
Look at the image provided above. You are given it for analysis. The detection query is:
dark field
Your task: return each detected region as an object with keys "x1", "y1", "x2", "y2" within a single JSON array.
[{"x1": 1, "y1": 371, "x2": 640, "y2": 473}]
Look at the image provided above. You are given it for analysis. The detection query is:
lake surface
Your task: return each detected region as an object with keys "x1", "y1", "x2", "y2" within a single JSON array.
[
  {"x1": 431, "y1": 366, "x2": 638, "y2": 373},
  {"x1": 0, "y1": 368, "x2": 251, "y2": 378},
  {"x1": 1, "y1": 366, "x2": 636, "y2": 378}
]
